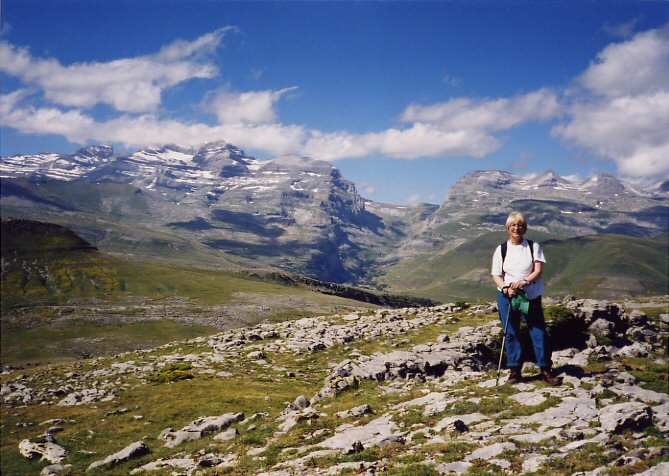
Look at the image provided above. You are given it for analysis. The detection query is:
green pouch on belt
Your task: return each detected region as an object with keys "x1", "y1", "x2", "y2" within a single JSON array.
[{"x1": 511, "y1": 289, "x2": 530, "y2": 314}]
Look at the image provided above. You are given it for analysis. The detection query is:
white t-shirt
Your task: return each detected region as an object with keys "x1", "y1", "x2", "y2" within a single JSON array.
[{"x1": 491, "y1": 239, "x2": 546, "y2": 300}]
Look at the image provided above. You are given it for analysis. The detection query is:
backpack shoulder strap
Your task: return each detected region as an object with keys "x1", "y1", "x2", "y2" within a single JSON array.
[
  {"x1": 527, "y1": 239, "x2": 535, "y2": 262},
  {"x1": 502, "y1": 239, "x2": 535, "y2": 264}
]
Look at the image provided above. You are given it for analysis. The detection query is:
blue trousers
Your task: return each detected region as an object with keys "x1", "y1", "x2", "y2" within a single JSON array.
[{"x1": 497, "y1": 291, "x2": 552, "y2": 369}]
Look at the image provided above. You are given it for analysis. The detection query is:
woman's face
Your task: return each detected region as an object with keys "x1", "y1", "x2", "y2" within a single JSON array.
[{"x1": 507, "y1": 221, "x2": 527, "y2": 240}]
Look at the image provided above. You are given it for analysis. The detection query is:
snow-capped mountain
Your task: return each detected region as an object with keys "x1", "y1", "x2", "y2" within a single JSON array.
[
  {"x1": 1, "y1": 144, "x2": 667, "y2": 285},
  {"x1": 0, "y1": 141, "x2": 422, "y2": 283},
  {"x1": 445, "y1": 169, "x2": 662, "y2": 206},
  {"x1": 0, "y1": 145, "x2": 114, "y2": 181}
]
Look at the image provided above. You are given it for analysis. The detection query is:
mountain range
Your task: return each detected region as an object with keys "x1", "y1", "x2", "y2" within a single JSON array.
[{"x1": 1, "y1": 141, "x2": 667, "y2": 300}]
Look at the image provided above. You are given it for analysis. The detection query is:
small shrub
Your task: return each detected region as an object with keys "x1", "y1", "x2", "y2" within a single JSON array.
[{"x1": 147, "y1": 362, "x2": 194, "y2": 383}]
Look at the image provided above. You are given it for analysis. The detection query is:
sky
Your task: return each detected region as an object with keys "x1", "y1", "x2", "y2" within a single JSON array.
[{"x1": 1, "y1": 1, "x2": 668, "y2": 205}]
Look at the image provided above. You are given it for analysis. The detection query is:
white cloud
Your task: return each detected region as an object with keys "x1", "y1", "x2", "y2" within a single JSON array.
[
  {"x1": 4, "y1": 23, "x2": 666, "y2": 182},
  {"x1": 209, "y1": 87, "x2": 297, "y2": 125},
  {"x1": 364, "y1": 124, "x2": 500, "y2": 159},
  {"x1": 299, "y1": 90, "x2": 561, "y2": 161},
  {"x1": 401, "y1": 88, "x2": 562, "y2": 131},
  {"x1": 554, "y1": 24, "x2": 669, "y2": 178},
  {"x1": 301, "y1": 123, "x2": 501, "y2": 161},
  {"x1": 0, "y1": 98, "x2": 308, "y2": 155},
  {"x1": 579, "y1": 25, "x2": 669, "y2": 98},
  {"x1": 0, "y1": 27, "x2": 234, "y2": 113},
  {"x1": 0, "y1": 25, "x2": 566, "y2": 164},
  {"x1": 154, "y1": 27, "x2": 235, "y2": 62}
]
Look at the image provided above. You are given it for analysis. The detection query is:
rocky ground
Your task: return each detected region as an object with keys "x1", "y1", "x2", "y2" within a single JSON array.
[{"x1": 1, "y1": 297, "x2": 668, "y2": 475}]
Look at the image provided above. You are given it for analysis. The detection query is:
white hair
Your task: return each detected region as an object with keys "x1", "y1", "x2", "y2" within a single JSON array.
[{"x1": 505, "y1": 211, "x2": 527, "y2": 229}]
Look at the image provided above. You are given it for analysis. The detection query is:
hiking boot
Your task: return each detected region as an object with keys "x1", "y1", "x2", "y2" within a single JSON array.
[
  {"x1": 506, "y1": 368, "x2": 523, "y2": 385},
  {"x1": 541, "y1": 368, "x2": 563, "y2": 386}
]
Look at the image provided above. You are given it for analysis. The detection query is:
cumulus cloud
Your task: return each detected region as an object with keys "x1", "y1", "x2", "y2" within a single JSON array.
[
  {"x1": 300, "y1": 89, "x2": 560, "y2": 161},
  {"x1": 401, "y1": 88, "x2": 562, "y2": 131},
  {"x1": 209, "y1": 87, "x2": 298, "y2": 125},
  {"x1": 579, "y1": 25, "x2": 669, "y2": 98},
  {"x1": 554, "y1": 24, "x2": 669, "y2": 178},
  {"x1": 301, "y1": 124, "x2": 501, "y2": 161},
  {"x1": 0, "y1": 27, "x2": 234, "y2": 113}
]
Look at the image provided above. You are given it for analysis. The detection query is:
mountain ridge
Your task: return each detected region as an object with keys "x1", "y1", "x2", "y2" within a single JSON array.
[
  {"x1": 1, "y1": 142, "x2": 667, "y2": 296},
  {"x1": 2, "y1": 144, "x2": 667, "y2": 199}
]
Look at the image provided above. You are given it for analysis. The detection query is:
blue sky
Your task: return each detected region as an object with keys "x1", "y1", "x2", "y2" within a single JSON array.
[{"x1": 1, "y1": 1, "x2": 668, "y2": 205}]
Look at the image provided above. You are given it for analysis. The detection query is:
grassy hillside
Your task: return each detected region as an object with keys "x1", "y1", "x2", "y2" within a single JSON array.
[
  {"x1": 0, "y1": 219, "x2": 376, "y2": 366},
  {"x1": 544, "y1": 233, "x2": 669, "y2": 298},
  {"x1": 0, "y1": 219, "x2": 426, "y2": 310},
  {"x1": 380, "y1": 231, "x2": 668, "y2": 302},
  {"x1": 0, "y1": 179, "x2": 258, "y2": 271}
]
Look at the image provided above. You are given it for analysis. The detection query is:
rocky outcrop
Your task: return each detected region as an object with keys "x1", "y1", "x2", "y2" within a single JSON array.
[
  {"x1": 130, "y1": 452, "x2": 237, "y2": 474},
  {"x1": 6, "y1": 298, "x2": 669, "y2": 475},
  {"x1": 324, "y1": 321, "x2": 498, "y2": 386},
  {"x1": 159, "y1": 413, "x2": 244, "y2": 448},
  {"x1": 599, "y1": 401, "x2": 653, "y2": 433},
  {"x1": 86, "y1": 441, "x2": 150, "y2": 472},
  {"x1": 18, "y1": 438, "x2": 67, "y2": 464}
]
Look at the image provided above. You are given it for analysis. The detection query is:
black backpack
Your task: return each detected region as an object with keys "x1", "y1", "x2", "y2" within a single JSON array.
[{"x1": 501, "y1": 239, "x2": 534, "y2": 265}]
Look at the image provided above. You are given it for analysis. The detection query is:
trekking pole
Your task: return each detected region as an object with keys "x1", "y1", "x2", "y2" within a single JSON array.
[{"x1": 495, "y1": 297, "x2": 512, "y2": 386}]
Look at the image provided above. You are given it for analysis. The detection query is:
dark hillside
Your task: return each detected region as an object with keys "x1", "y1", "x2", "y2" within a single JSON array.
[{"x1": 1, "y1": 218, "x2": 98, "y2": 254}]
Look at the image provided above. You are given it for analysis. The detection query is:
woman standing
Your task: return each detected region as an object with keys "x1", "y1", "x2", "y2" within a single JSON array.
[{"x1": 491, "y1": 211, "x2": 561, "y2": 385}]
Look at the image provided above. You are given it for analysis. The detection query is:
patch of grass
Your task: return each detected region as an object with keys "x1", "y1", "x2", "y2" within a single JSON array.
[
  {"x1": 537, "y1": 443, "x2": 615, "y2": 475},
  {"x1": 643, "y1": 426, "x2": 669, "y2": 448},
  {"x1": 448, "y1": 396, "x2": 508, "y2": 416},
  {"x1": 468, "y1": 459, "x2": 511, "y2": 475},
  {"x1": 1, "y1": 318, "x2": 218, "y2": 367},
  {"x1": 583, "y1": 357, "x2": 615, "y2": 375},
  {"x1": 594, "y1": 388, "x2": 624, "y2": 407},
  {"x1": 426, "y1": 441, "x2": 476, "y2": 463},
  {"x1": 388, "y1": 463, "x2": 440, "y2": 475},
  {"x1": 499, "y1": 395, "x2": 563, "y2": 419},
  {"x1": 622, "y1": 358, "x2": 669, "y2": 394},
  {"x1": 396, "y1": 453, "x2": 424, "y2": 464},
  {"x1": 394, "y1": 409, "x2": 428, "y2": 428}
]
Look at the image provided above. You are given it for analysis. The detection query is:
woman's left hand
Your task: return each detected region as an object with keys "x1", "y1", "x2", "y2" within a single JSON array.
[{"x1": 510, "y1": 280, "x2": 526, "y2": 290}]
